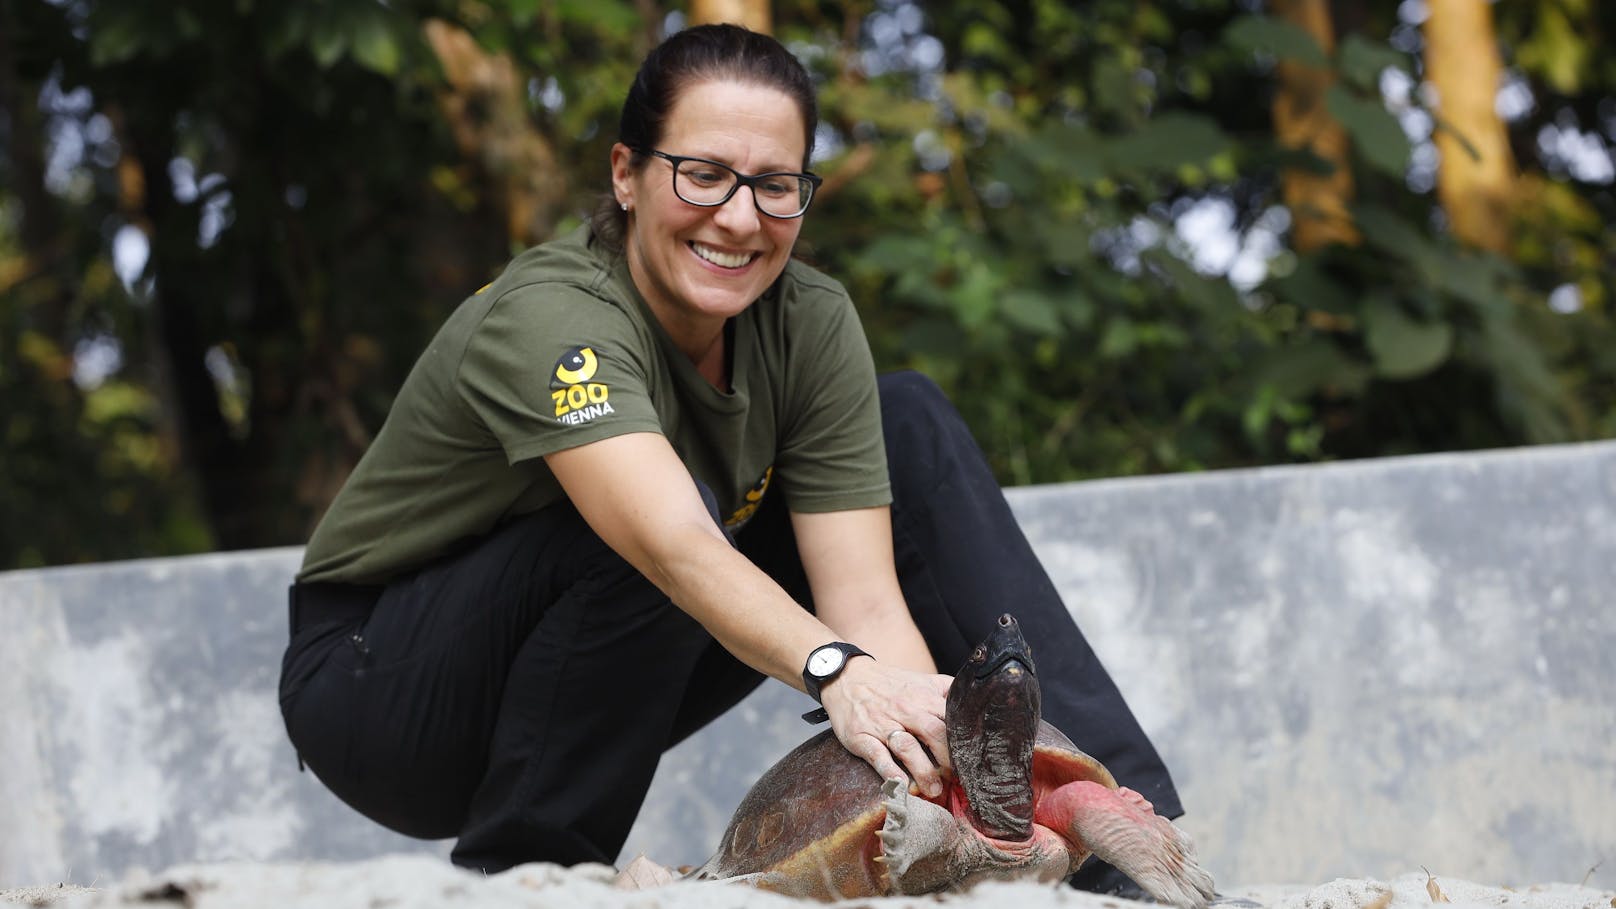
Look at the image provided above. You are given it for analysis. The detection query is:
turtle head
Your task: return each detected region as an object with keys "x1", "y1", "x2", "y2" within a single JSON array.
[{"x1": 946, "y1": 613, "x2": 1041, "y2": 843}]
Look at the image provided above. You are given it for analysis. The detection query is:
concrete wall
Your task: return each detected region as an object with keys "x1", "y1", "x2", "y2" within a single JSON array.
[{"x1": 3, "y1": 441, "x2": 1613, "y2": 888}]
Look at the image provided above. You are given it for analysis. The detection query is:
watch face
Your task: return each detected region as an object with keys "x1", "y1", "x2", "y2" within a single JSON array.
[{"x1": 808, "y1": 646, "x2": 845, "y2": 677}]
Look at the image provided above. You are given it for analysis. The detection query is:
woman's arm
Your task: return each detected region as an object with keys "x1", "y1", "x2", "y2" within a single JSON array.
[
  {"x1": 790, "y1": 506, "x2": 934, "y2": 672},
  {"x1": 791, "y1": 506, "x2": 953, "y2": 774},
  {"x1": 545, "y1": 432, "x2": 948, "y2": 794}
]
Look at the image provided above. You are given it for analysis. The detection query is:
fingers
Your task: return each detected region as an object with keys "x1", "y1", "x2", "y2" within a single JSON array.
[
  {"x1": 882, "y1": 727, "x2": 944, "y2": 797},
  {"x1": 846, "y1": 728, "x2": 939, "y2": 798},
  {"x1": 823, "y1": 665, "x2": 954, "y2": 798},
  {"x1": 848, "y1": 734, "x2": 911, "y2": 792},
  {"x1": 909, "y1": 709, "x2": 951, "y2": 771}
]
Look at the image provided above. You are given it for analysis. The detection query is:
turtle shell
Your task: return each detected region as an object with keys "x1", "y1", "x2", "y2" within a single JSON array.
[
  {"x1": 1032, "y1": 722, "x2": 1118, "y2": 802},
  {"x1": 692, "y1": 729, "x2": 886, "y2": 900},
  {"x1": 692, "y1": 721, "x2": 1119, "y2": 900}
]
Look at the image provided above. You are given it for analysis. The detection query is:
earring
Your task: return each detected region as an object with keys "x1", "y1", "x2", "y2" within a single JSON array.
[{"x1": 620, "y1": 202, "x2": 630, "y2": 212}]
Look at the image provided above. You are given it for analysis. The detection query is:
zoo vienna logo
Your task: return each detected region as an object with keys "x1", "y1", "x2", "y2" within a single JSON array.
[{"x1": 550, "y1": 345, "x2": 614, "y2": 426}]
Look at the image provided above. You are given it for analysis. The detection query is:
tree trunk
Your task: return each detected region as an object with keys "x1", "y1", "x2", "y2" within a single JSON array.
[
  {"x1": 423, "y1": 20, "x2": 567, "y2": 249},
  {"x1": 1271, "y1": 0, "x2": 1360, "y2": 251},
  {"x1": 0, "y1": 8, "x2": 70, "y2": 340},
  {"x1": 689, "y1": 0, "x2": 771, "y2": 33},
  {"x1": 127, "y1": 118, "x2": 246, "y2": 545},
  {"x1": 1423, "y1": 0, "x2": 1516, "y2": 253}
]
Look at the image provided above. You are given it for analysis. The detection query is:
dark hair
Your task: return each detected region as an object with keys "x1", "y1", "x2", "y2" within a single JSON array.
[{"x1": 592, "y1": 24, "x2": 818, "y2": 249}]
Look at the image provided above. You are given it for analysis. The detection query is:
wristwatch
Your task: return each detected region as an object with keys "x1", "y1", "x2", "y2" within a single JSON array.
[{"x1": 802, "y1": 642, "x2": 871, "y2": 703}]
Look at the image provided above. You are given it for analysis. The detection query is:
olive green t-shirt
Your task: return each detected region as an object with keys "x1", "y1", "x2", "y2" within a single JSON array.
[{"x1": 299, "y1": 226, "x2": 891, "y2": 585}]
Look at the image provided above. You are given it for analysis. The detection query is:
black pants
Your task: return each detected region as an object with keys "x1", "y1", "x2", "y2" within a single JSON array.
[{"x1": 278, "y1": 370, "x2": 1181, "y2": 883}]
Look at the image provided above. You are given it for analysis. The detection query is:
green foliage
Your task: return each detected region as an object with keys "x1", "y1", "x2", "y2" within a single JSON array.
[
  {"x1": 1325, "y1": 85, "x2": 1410, "y2": 178},
  {"x1": 1, "y1": 279, "x2": 209, "y2": 566},
  {"x1": 4, "y1": 0, "x2": 1615, "y2": 568},
  {"x1": 801, "y1": 0, "x2": 1608, "y2": 482},
  {"x1": 1221, "y1": 15, "x2": 1328, "y2": 68},
  {"x1": 1336, "y1": 34, "x2": 1410, "y2": 91}
]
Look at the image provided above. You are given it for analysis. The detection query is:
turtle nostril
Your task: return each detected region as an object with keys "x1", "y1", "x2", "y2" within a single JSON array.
[{"x1": 998, "y1": 614, "x2": 1012, "y2": 627}]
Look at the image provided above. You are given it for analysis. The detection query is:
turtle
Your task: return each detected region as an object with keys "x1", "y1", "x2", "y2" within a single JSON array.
[{"x1": 683, "y1": 613, "x2": 1216, "y2": 906}]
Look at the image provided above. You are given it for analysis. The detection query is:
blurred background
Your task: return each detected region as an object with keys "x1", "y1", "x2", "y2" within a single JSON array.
[{"x1": 2, "y1": 0, "x2": 1612, "y2": 570}]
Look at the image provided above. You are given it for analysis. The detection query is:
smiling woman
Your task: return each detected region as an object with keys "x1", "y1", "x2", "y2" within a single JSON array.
[
  {"x1": 610, "y1": 79, "x2": 810, "y2": 374},
  {"x1": 277, "y1": 23, "x2": 1181, "y2": 898}
]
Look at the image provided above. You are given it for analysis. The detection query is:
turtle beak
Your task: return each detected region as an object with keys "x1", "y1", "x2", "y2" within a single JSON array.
[{"x1": 971, "y1": 614, "x2": 1036, "y2": 679}]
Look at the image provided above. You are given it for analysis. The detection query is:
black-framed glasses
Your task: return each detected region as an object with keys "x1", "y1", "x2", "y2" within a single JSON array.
[{"x1": 638, "y1": 148, "x2": 822, "y2": 219}]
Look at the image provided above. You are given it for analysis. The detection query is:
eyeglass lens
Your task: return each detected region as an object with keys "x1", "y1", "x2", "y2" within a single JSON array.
[{"x1": 673, "y1": 159, "x2": 813, "y2": 217}]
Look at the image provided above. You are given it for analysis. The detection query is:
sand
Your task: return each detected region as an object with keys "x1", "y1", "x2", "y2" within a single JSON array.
[{"x1": 3, "y1": 857, "x2": 1612, "y2": 909}]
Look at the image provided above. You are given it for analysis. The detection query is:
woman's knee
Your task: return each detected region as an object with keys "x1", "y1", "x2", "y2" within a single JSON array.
[
  {"x1": 282, "y1": 669, "x2": 476, "y2": 839},
  {"x1": 878, "y1": 370, "x2": 983, "y2": 493},
  {"x1": 878, "y1": 369, "x2": 952, "y2": 419}
]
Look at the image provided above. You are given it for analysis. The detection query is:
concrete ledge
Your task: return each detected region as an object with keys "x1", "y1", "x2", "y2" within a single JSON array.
[
  {"x1": 4, "y1": 441, "x2": 1613, "y2": 887},
  {"x1": 0, "y1": 548, "x2": 445, "y2": 886},
  {"x1": 1003, "y1": 442, "x2": 1616, "y2": 885}
]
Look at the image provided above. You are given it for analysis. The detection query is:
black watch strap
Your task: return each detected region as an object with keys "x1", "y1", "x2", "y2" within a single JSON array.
[{"x1": 801, "y1": 641, "x2": 870, "y2": 704}]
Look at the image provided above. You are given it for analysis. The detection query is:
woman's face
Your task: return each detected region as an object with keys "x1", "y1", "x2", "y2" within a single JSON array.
[{"x1": 612, "y1": 79, "x2": 808, "y2": 345}]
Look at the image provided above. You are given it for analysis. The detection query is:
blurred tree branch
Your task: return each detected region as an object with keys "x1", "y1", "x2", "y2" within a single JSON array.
[
  {"x1": 1271, "y1": 0, "x2": 1361, "y2": 251},
  {"x1": 691, "y1": 0, "x2": 772, "y2": 33},
  {"x1": 1423, "y1": 0, "x2": 1517, "y2": 254},
  {"x1": 424, "y1": 19, "x2": 567, "y2": 248}
]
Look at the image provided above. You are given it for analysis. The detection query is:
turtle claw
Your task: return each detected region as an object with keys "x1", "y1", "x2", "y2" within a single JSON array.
[
  {"x1": 877, "y1": 781, "x2": 911, "y2": 875},
  {"x1": 879, "y1": 775, "x2": 963, "y2": 894}
]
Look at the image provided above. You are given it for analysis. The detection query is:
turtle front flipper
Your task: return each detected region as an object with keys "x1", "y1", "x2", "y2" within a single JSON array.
[
  {"x1": 877, "y1": 778, "x2": 967, "y2": 894},
  {"x1": 1037, "y1": 781, "x2": 1216, "y2": 909}
]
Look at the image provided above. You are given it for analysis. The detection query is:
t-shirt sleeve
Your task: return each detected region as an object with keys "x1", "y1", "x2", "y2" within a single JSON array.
[
  {"x1": 774, "y1": 280, "x2": 893, "y2": 512},
  {"x1": 458, "y1": 282, "x2": 664, "y2": 464}
]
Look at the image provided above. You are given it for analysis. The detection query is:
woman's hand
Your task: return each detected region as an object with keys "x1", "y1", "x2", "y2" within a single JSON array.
[{"x1": 818, "y1": 658, "x2": 953, "y2": 797}]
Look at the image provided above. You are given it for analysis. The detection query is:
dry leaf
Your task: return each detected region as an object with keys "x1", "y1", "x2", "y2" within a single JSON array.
[
  {"x1": 612, "y1": 854, "x2": 678, "y2": 891},
  {"x1": 1422, "y1": 866, "x2": 1450, "y2": 903}
]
